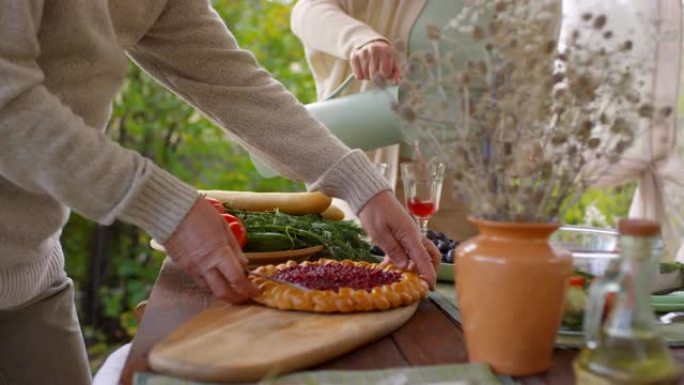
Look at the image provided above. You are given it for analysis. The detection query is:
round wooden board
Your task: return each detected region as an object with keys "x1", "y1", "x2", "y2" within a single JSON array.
[
  {"x1": 150, "y1": 239, "x2": 324, "y2": 266},
  {"x1": 148, "y1": 301, "x2": 420, "y2": 383}
]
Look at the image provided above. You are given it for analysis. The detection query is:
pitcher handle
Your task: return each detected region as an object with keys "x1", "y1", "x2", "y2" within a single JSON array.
[
  {"x1": 583, "y1": 275, "x2": 619, "y2": 348},
  {"x1": 324, "y1": 74, "x2": 355, "y2": 100}
]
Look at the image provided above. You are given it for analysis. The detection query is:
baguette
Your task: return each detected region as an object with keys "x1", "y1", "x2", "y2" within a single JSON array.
[
  {"x1": 200, "y1": 190, "x2": 332, "y2": 215},
  {"x1": 320, "y1": 204, "x2": 345, "y2": 221}
]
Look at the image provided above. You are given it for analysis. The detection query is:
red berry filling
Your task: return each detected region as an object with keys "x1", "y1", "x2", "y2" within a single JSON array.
[{"x1": 272, "y1": 263, "x2": 401, "y2": 292}]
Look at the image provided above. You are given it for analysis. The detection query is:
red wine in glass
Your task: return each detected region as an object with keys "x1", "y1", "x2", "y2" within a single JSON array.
[
  {"x1": 407, "y1": 198, "x2": 436, "y2": 218},
  {"x1": 401, "y1": 161, "x2": 445, "y2": 235}
]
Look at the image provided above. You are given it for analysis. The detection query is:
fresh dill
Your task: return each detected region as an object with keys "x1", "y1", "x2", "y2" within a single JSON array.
[{"x1": 227, "y1": 209, "x2": 374, "y2": 262}]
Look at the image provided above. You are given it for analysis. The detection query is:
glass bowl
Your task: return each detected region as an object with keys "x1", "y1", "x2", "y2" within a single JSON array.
[
  {"x1": 550, "y1": 225, "x2": 619, "y2": 277},
  {"x1": 552, "y1": 225, "x2": 683, "y2": 294}
]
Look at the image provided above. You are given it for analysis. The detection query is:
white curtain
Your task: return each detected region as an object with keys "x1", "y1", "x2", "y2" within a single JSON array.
[{"x1": 563, "y1": 0, "x2": 684, "y2": 260}]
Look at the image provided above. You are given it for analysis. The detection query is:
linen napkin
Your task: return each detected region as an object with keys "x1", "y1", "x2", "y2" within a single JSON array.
[{"x1": 133, "y1": 363, "x2": 505, "y2": 385}]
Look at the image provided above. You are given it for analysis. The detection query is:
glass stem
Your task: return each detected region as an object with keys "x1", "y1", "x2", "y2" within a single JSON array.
[{"x1": 418, "y1": 218, "x2": 429, "y2": 235}]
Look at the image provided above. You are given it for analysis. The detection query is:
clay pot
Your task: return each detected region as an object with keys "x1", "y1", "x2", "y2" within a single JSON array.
[{"x1": 455, "y1": 217, "x2": 573, "y2": 376}]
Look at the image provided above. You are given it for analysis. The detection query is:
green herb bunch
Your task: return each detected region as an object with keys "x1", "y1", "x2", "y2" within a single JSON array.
[{"x1": 227, "y1": 209, "x2": 374, "y2": 262}]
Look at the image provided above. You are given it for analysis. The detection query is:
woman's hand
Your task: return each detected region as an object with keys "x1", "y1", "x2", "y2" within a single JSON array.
[
  {"x1": 350, "y1": 40, "x2": 401, "y2": 83},
  {"x1": 358, "y1": 191, "x2": 440, "y2": 289},
  {"x1": 163, "y1": 198, "x2": 259, "y2": 303}
]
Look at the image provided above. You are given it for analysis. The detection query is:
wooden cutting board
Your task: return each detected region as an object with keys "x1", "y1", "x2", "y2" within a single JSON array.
[{"x1": 148, "y1": 301, "x2": 419, "y2": 383}]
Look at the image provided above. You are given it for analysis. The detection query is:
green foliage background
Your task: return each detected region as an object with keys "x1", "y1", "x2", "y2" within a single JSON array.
[{"x1": 61, "y1": 0, "x2": 635, "y2": 369}]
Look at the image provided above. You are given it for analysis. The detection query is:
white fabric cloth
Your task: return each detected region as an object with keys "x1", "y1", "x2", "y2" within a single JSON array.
[
  {"x1": 93, "y1": 343, "x2": 131, "y2": 385},
  {"x1": 564, "y1": 0, "x2": 684, "y2": 260}
]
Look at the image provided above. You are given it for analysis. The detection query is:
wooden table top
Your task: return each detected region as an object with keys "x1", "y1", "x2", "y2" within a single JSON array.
[{"x1": 120, "y1": 259, "x2": 684, "y2": 385}]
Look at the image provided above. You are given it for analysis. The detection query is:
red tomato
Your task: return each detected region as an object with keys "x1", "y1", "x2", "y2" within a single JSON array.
[
  {"x1": 220, "y1": 213, "x2": 240, "y2": 224},
  {"x1": 221, "y1": 214, "x2": 248, "y2": 249},
  {"x1": 204, "y1": 197, "x2": 225, "y2": 213},
  {"x1": 229, "y1": 221, "x2": 248, "y2": 249},
  {"x1": 603, "y1": 292, "x2": 616, "y2": 320},
  {"x1": 568, "y1": 276, "x2": 586, "y2": 288}
]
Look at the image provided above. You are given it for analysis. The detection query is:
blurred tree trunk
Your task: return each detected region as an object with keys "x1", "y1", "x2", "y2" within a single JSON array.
[{"x1": 83, "y1": 224, "x2": 112, "y2": 326}]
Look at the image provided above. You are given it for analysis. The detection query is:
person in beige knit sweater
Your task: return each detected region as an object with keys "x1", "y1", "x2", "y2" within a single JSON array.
[{"x1": 0, "y1": 1, "x2": 440, "y2": 383}]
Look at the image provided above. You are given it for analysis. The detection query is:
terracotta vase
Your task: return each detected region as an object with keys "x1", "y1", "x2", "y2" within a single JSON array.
[{"x1": 455, "y1": 217, "x2": 573, "y2": 376}]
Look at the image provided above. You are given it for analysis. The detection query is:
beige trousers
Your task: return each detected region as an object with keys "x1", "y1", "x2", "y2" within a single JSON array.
[{"x1": 0, "y1": 279, "x2": 92, "y2": 385}]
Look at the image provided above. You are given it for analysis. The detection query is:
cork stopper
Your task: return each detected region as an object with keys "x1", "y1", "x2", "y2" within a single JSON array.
[{"x1": 618, "y1": 218, "x2": 660, "y2": 237}]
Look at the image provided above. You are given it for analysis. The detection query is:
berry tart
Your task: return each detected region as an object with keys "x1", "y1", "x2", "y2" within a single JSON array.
[{"x1": 249, "y1": 259, "x2": 428, "y2": 313}]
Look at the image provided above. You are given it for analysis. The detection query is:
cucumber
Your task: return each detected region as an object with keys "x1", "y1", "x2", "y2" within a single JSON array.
[{"x1": 244, "y1": 232, "x2": 303, "y2": 252}]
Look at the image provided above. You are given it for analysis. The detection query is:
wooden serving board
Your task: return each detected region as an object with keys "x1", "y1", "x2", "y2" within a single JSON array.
[{"x1": 148, "y1": 301, "x2": 419, "y2": 383}]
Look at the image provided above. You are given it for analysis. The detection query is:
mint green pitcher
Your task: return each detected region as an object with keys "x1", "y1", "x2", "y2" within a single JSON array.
[{"x1": 250, "y1": 79, "x2": 403, "y2": 177}]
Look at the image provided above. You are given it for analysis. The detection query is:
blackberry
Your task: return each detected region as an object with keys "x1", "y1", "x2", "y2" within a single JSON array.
[
  {"x1": 426, "y1": 229, "x2": 437, "y2": 240},
  {"x1": 435, "y1": 231, "x2": 449, "y2": 243},
  {"x1": 370, "y1": 245, "x2": 385, "y2": 256},
  {"x1": 437, "y1": 240, "x2": 451, "y2": 254},
  {"x1": 445, "y1": 248, "x2": 455, "y2": 264}
]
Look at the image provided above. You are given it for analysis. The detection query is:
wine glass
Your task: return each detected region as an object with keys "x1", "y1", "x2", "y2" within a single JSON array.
[
  {"x1": 400, "y1": 161, "x2": 445, "y2": 235},
  {"x1": 373, "y1": 162, "x2": 390, "y2": 182}
]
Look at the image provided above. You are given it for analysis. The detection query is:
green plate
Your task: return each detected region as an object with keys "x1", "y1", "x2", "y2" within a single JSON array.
[
  {"x1": 437, "y1": 262, "x2": 455, "y2": 282},
  {"x1": 652, "y1": 291, "x2": 684, "y2": 312},
  {"x1": 560, "y1": 291, "x2": 684, "y2": 338},
  {"x1": 368, "y1": 255, "x2": 455, "y2": 282},
  {"x1": 558, "y1": 327, "x2": 584, "y2": 337}
]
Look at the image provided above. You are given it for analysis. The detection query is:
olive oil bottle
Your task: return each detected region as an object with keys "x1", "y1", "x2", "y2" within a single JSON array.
[{"x1": 574, "y1": 219, "x2": 682, "y2": 384}]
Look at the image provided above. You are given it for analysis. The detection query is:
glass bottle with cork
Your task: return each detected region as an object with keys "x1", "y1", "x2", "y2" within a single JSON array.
[{"x1": 574, "y1": 218, "x2": 682, "y2": 384}]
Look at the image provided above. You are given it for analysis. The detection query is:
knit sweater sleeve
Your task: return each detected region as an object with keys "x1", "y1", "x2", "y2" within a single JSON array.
[
  {"x1": 0, "y1": 0, "x2": 198, "y2": 243},
  {"x1": 127, "y1": 0, "x2": 390, "y2": 212},
  {"x1": 291, "y1": 0, "x2": 389, "y2": 60}
]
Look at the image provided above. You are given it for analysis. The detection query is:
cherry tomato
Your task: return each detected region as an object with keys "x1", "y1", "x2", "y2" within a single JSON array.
[
  {"x1": 204, "y1": 197, "x2": 226, "y2": 213},
  {"x1": 568, "y1": 276, "x2": 586, "y2": 288},
  {"x1": 229, "y1": 221, "x2": 248, "y2": 249},
  {"x1": 603, "y1": 292, "x2": 616, "y2": 321},
  {"x1": 220, "y1": 213, "x2": 240, "y2": 224},
  {"x1": 220, "y1": 213, "x2": 248, "y2": 249}
]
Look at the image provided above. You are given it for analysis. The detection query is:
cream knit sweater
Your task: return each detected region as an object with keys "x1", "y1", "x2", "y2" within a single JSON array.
[
  {"x1": 0, "y1": 0, "x2": 389, "y2": 309},
  {"x1": 291, "y1": 0, "x2": 426, "y2": 100}
]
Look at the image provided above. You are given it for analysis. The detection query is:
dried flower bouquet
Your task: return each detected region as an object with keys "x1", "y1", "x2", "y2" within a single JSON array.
[{"x1": 388, "y1": 0, "x2": 671, "y2": 222}]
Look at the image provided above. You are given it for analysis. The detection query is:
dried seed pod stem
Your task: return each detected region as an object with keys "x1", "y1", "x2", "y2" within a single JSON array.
[{"x1": 387, "y1": 0, "x2": 662, "y2": 222}]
